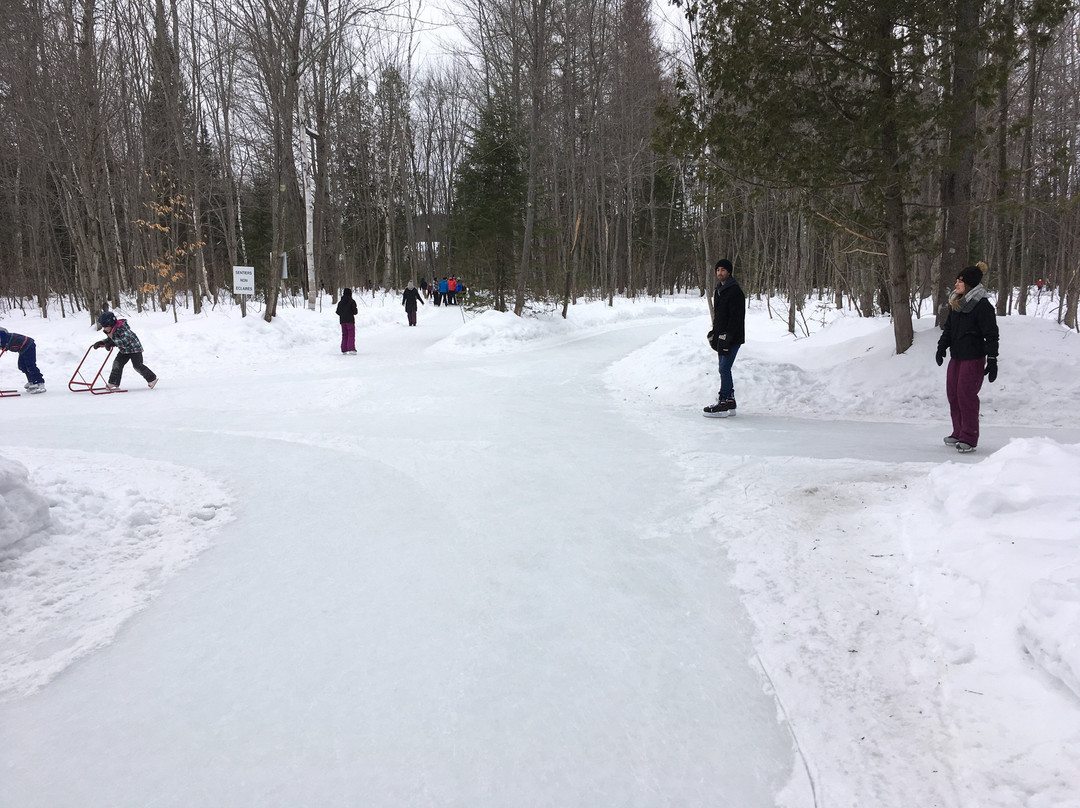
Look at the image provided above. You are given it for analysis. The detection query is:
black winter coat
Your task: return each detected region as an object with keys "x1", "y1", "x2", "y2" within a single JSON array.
[
  {"x1": 712, "y1": 278, "x2": 746, "y2": 346},
  {"x1": 938, "y1": 297, "x2": 999, "y2": 361},
  {"x1": 336, "y1": 294, "x2": 357, "y2": 324},
  {"x1": 402, "y1": 288, "x2": 424, "y2": 312}
]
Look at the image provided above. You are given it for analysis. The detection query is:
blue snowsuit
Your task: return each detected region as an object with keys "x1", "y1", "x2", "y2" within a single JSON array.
[{"x1": 0, "y1": 328, "x2": 45, "y2": 385}]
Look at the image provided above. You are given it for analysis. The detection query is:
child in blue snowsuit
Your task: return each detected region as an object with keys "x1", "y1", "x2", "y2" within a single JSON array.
[{"x1": 0, "y1": 327, "x2": 46, "y2": 393}]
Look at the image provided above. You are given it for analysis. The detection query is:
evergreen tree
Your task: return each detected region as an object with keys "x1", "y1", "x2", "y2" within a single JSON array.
[
  {"x1": 665, "y1": 0, "x2": 950, "y2": 352},
  {"x1": 449, "y1": 97, "x2": 527, "y2": 311}
]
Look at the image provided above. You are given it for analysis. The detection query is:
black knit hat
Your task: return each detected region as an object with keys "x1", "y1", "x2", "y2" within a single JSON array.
[
  {"x1": 715, "y1": 259, "x2": 733, "y2": 272},
  {"x1": 958, "y1": 265, "x2": 983, "y2": 288}
]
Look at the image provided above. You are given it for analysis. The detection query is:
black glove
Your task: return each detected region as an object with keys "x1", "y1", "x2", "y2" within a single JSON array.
[
  {"x1": 935, "y1": 345, "x2": 946, "y2": 366},
  {"x1": 985, "y1": 356, "x2": 997, "y2": 383},
  {"x1": 707, "y1": 331, "x2": 720, "y2": 352},
  {"x1": 93, "y1": 341, "x2": 106, "y2": 350}
]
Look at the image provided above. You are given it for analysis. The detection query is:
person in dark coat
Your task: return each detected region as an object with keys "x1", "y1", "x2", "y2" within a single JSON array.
[
  {"x1": 93, "y1": 311, "x2": 158, "y2": 389},
  {"x1": 936, "y1": 261, "x2": 999, "y2": 453},
  {"x1": 704, "y1": 259, "x2": 747, "y2": 418},
  {"x1": 0, "y1": 327, "x2": 46, "y2": 393},
  {"x1": 402, "y1": 281, "x2": 424, "y2": 326},
  {"x1": 336, "y1": 288, "x2": 358, "y2": 354}
]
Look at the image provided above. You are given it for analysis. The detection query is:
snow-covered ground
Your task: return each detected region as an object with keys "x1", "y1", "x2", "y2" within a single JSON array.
[{"x1": 1, "y1": 288, "x2": 1078, "y2": 807}]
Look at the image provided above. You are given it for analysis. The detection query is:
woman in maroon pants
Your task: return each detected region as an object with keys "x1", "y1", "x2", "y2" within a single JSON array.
[{"x1": 936, "y1": 262, "x2": 999, "y2": 453}]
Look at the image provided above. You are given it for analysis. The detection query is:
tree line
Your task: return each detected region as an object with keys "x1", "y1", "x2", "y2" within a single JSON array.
[{"x1": 1, "y1": 0, "x2": 1078, "y2": 346}]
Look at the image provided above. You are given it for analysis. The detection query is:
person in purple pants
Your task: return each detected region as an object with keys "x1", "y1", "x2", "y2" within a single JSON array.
[
  {"x1": 936, "y1": 261, "x2": 999, "y2": 453},
  {"x1": 336, "y1": 288, "x2": 357, "y2": 354}
]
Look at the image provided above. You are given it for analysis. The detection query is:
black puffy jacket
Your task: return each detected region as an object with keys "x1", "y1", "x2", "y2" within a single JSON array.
[
  {"x1": 938, "y1": 295, "x2": 999, "y2": 361},
  {"x1": 712, "y1": 278, "x2": 746, "y2": 346},
  {"x1": 336, "y1": 293, "x2": 357, "y2": 324}
]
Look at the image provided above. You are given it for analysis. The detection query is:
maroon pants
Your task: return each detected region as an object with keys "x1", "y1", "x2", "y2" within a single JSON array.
[
  {"x1": 946, "y1": 357, "x2": 985, "y2": 446},
  {"x1": 340, "y1": 323, "x2": 355, "y2": 353}
]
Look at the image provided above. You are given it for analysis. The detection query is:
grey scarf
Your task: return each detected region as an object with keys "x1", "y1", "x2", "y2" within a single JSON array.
[{"x1": 950, "y1": 284, "x2": 988, "y2": 313}]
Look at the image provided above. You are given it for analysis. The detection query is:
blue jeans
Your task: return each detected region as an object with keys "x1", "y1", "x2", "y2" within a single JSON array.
[{"x1": 716, "y1": 343, "x2": 740, "y2": 400}]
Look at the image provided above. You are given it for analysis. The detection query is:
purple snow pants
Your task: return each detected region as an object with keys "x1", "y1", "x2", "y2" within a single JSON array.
[
  {"x1": 946, "y1": 357, "x2": 985, "y2": 447},
  {"x1": 340, "y1": 323, "x2": 356, "y2": 353}
]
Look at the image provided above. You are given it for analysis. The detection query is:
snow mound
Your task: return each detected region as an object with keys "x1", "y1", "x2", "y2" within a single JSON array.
[
  {"x1": 928, "y1": 438, "x2": 1080, "y2": 526},
  {"x1": 0, "y1": 449, "x2": 233, "y2": 701},
  {"x1": 1020, "y1": 569, "x2": 1080, "y2": 700},
  {"x1": 0, "y1": 456, "x2": 52, "y2": 555}
]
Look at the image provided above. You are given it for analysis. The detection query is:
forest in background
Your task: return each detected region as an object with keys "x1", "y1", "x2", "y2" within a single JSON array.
[{"x1": 1, "y1": 0, "x2": 1078, "y2": 349}]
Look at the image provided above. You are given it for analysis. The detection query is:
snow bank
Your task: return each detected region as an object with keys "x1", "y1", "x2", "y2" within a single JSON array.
[
  {"x1": 914, "y1": 438, "x2": 1080, "y2": 806},
  {"x1": 603, "y1": 298, "x2": 1080, "y2": 808},
  {"x1": 607, "y1": 296, "x2": 1080, "y2": 427},
  {"x1": 0, "y1": 455, "x2": 51, "y2": 555},
  {"x1": 0, "y1": 449, "x2": 234, "y2": 701}
]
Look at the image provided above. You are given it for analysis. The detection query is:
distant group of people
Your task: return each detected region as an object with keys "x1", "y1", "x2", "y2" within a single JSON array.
[
  {"x1": 335, "y1": 278, "x2": 463, "y2": 343},
  {"x1": 0, "y1": 309, "x2": 158, "y2": 396},
  {"x1": 419, "y1": 276, "x2": 464, "y2": 306},
  {"x1": 702, "y1": 257, "x2": 1000, "y2": 453}
]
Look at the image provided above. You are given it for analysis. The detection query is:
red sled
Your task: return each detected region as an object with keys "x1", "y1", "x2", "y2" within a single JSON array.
[
  {"x1": 0, "y1": 347, "x2": 21, "y2": 397},
  {"x1": 69, "y1": 345, "x2": 126, "y2": 394}
]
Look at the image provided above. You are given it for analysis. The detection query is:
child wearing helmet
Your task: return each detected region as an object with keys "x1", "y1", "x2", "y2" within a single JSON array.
[{"x1": 93, "y1": 312, "x2": 159, "y2": 389}]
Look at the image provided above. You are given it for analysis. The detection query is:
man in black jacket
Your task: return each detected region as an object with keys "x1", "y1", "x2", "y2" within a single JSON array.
[{"x1": 704, "y1": 258, "x2": 746, "y2": 418}]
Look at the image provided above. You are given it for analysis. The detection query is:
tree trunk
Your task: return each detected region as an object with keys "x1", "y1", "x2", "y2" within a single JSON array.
[
  {"x1": 936, "y1": 0, "x2": 980, "y2": 327},
  {"x1": 514, "y1": 0, "x2": 549, "y2": 316}
]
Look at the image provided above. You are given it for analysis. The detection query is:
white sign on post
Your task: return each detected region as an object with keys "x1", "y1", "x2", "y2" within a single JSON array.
[{"x1": 233, "y1": 266, "x2": 255, "y2": 295}]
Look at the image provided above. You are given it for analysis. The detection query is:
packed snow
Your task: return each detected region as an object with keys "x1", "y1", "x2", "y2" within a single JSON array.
[{"x1": 1, "y1": 288, "x2": 1078, "y2": 807}]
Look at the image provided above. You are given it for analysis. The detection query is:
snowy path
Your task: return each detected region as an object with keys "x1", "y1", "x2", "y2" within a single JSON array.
[
  {"x1": 2, "y1": 315, "x2": 796, "y2": 807},
  {"x1": 5, "y1": 304, "x2": 1079, "y2": 808}
]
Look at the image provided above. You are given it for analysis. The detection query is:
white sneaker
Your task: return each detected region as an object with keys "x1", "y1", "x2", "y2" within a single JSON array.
[
  {"x1": 148, "y1": 377, "x2": 158, "y2": 389},
  {"x1": 106, "y1": 382, "x2": 120, "y2": 390},
  {"x1": 26, "y1": 383, "x2": 46, "y2": 394}
]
